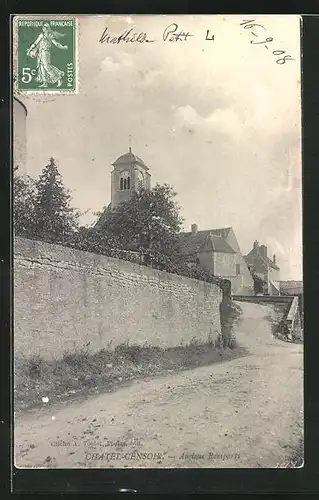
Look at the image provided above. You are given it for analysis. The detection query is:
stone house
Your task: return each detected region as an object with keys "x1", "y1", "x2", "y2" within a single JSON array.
[
  {"x1": 179, "y1": 224, "x2": 254, "y2": 295},
  {"x1": 244, "y1": 240, "x2": 280, "y2": 295}
]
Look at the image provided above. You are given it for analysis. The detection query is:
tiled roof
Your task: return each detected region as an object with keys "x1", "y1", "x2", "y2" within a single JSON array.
[
  {"x1": 209, "y1": 227, "x2": 232, "y2": 239},
  {"x1": 245, "y1": 248, "x2": 280, "y2": 270},
  {"x1": 264, "y1": 255, "x2": 280, "y2": 270},
  {"x1": 112, "y1": 150, "x2": 149, "y2": 170},
  {"x1": 179, "y1": 230, "x2": 236, "y2": 255}
]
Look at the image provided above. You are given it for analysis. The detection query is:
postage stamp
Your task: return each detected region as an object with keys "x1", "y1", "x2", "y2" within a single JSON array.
[{"x1": 13, "y1": 16, "x2": 77, "y2": 93}]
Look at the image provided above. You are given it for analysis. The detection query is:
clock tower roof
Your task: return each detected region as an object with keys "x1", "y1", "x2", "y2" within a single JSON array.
[{"x1": 112, "y1": 148, "x2": 149, "y2": 170}]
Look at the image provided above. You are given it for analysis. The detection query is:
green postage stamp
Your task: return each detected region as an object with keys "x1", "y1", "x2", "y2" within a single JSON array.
[{"x1": 13, "y1": 16, "x2": 77, "y2": 93}]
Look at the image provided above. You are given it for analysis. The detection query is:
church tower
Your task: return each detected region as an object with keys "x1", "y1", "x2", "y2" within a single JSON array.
[{"x1": 110, "y1": 147, "x2": 151, "y2": 209}]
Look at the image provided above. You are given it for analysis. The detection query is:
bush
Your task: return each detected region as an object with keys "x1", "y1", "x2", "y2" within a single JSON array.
[
  {"x1": 14, "y1": 339, "x2": 248, "y2": 411},
  {"x1": 26, "y1": 354, "x2": 47, "y2": 378},
  {"x1": 220, "y1": 301, "x2": 242, "y2": 348}
]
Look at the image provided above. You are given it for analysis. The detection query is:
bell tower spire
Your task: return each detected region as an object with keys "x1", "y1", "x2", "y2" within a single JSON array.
[{"x1": 110, "y1": 146, "x2": 151, "y2": 209}]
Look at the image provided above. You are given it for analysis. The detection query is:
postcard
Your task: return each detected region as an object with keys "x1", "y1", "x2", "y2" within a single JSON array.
[{"x1": 12, "y1": 14, "x2": 303, "y2": 469}]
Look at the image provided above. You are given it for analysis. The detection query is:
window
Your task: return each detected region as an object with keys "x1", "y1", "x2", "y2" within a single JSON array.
[
  {"x1": 236, "y1": 264, "x2": 240, "y2": 275},
  {"x1": 119, "y1": 171, "x2": 131, "y2": 190}
]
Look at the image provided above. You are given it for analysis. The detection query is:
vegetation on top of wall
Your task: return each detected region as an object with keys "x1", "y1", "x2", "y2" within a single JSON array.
[
  {"x1": 13, "y1": 159, "x2": 227, "y2": 292},
  {"x1": 95, "y1": 183, "x2": 184, "y2": 269}
]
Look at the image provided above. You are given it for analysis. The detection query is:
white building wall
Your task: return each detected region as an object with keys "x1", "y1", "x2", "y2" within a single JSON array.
[{"x1": 13, "y1": 97, "x2": 27, "y2": 173}]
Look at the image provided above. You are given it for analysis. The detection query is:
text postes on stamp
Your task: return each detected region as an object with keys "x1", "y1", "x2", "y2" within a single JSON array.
[{"x1": 15, "y1": 17, "x2": 76, "y2": 93}]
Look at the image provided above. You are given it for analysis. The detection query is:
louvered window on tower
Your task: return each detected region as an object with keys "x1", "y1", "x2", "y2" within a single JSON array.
[{"x1": 119, "y1": 172, "x2": 131, "y2": 190}]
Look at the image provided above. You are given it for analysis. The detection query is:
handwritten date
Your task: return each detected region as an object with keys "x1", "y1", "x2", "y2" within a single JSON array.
[{"x1": 240, "y1": 20, "x2": 294, "y2": 65}]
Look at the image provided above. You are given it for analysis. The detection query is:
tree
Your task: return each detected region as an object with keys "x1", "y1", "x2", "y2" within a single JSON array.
[
  {"x1": 32, "y1": 157, "x2": 80, "y2": 244},
  {"x1": 69, "y1": 225, "x2": 124, "y2": 258},
  {"x1": 96, "y1": 183, "x2": 184, "y2": 270},
  {"x1": 13, "y1": 166, "x2": 37, "y2": 237},
  {"x1": 248, "y1": 266, "x2": 266, "y2": 295}
]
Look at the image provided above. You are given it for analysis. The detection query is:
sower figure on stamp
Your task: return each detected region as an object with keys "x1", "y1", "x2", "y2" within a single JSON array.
[{"x1": 26, "y1": 23, "x2": 68, "y2": 88}]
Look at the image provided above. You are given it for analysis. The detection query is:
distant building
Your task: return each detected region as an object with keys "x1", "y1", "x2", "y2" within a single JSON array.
[
  {"x1": 244, "y1": 240, "x2": 280, "y2": 295},
  {"x1": 95, "y1": 147, "x2": 151, "y2": 229},
  {"x1": 13, "y1": 97, "x2": 28, "y2": 172},
  {"x1": 179, "y1": 225, "x2": 254, "y2": 295}
]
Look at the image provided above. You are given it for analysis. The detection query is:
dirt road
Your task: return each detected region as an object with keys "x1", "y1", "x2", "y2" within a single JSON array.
[{"x1": 14, "y1": 302, "x2": 303, "y2": 468}]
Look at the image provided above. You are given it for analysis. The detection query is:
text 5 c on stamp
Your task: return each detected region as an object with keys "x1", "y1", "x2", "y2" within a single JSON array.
[{"x1": 14, "y1": 17, "x2": 77, "y2": 93}]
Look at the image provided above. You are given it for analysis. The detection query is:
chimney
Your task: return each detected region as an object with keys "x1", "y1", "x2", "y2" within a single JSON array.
[
  {"x1": 260, "y1": 244, "x2": 267, "y2": 258},
  {"x1": 191, "y1": 223, "x2": 198, "y2": 235},
  {"x1": 253, "y1": 240, "x2": 259, "y2": 250},
  {"x1": 273, "y1": 254, "x2": 276, "y2": 265}
]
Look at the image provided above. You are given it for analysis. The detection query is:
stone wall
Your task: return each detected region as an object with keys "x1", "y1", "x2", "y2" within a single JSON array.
[{"x1": 14, "y1": 237, "x2": 223, "y2": 360}]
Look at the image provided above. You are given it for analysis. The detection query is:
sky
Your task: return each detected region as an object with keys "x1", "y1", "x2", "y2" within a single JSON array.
[{"x1": 16, "y1": 15, "x2": 302, "y2": 280}]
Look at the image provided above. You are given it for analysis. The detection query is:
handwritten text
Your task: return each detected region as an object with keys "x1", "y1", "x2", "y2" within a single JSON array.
[
  {"x1": 99, "y1": 27, "x2": 155, "y2": 44},
  {"x1": 240, "y1": 20, "x2": 295, "y2": 65},
  {"x1": 163, "y1": 23, "x2": 193, "y2": 42}
]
